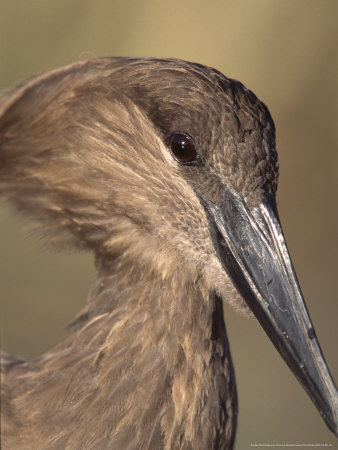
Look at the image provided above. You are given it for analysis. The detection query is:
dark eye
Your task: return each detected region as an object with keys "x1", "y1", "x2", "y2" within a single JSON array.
[{"x1": 167, "y1": 132, "x2": 198, "y2": 165}]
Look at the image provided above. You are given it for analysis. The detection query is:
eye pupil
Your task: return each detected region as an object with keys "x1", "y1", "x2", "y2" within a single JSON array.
[{"x1": 168, "y1": 132, "x2": 197, "y2": 164}]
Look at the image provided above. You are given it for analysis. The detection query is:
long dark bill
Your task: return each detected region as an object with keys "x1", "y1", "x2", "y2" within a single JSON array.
[{"x1": 201, "y1": 189, "x2": 338, "y2": 436}]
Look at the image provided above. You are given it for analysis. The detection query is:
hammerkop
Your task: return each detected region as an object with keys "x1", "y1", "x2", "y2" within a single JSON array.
[{"x1": 0, "y1": 58, "x2": 337, "y2": 449}]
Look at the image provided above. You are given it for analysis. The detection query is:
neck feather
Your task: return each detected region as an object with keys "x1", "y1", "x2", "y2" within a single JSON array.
[{"x1": 4, "y1": 250, "x2": 237, "y2": 449}]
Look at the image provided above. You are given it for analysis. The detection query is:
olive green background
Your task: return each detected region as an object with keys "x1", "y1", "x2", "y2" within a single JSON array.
[{"x1": 1, "y1": 0, "x2": 337, "y2": 448}]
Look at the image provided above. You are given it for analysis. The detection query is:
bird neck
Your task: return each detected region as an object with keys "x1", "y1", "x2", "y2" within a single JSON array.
[
  {"x1": 5, "y1": 249, "x2": 237, "y2": 449},
  {"x1": 65, "y1": 251, "x2": 238, "y2": 448}
]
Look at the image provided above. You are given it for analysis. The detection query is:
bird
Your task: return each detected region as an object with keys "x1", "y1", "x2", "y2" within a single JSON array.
[{"x1": 0, "y1": 57, "x2": 337, "y2": 449}]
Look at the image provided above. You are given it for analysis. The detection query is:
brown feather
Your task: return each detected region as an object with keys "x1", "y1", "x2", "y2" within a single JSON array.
[{"x1": 0, "y1": 57, "x2": 278, "y2": 449}]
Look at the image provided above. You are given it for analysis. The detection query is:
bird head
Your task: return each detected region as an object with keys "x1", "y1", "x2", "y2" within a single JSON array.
[
  {"x1": 0, "y1": 57, "x2": 336, "y2": 435},
  {"x1": 0, "y1": 58, "x2": 277, "y2": 309}
]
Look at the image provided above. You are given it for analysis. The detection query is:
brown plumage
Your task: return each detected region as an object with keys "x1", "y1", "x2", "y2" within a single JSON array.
[{"x1": 0, "y1": 58, "x2": 337, "y2": 449}]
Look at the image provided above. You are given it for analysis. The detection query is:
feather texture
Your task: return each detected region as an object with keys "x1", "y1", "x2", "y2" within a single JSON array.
[{"x1": 0, "y1": 58, "x2": 279, "y2": 449}]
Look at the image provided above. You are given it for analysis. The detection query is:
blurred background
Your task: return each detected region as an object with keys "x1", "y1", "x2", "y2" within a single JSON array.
[{"x1": 0, "y1": 0, "x2": 337, "y2": 447}]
